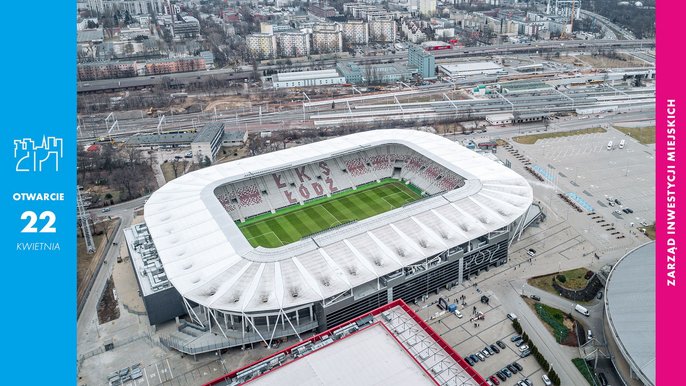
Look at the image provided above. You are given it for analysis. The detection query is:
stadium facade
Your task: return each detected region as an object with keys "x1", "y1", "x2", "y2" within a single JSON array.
[{"x1": 127, "y1": 129, "x2": 534, "y2": 355}]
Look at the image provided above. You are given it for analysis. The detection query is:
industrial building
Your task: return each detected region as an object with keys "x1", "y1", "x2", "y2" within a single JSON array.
[
  {"x1": 136, "y1": 130, "x2": 534, "y2": 355},
  {"x1": 337, "y1": 61, "x2": 413, "y2": 84},
  {"x1": 205, "y1": 299, "x2": 485, "y2": 386},
  {"x1": 408, "y1": 44, "x2": 436, "y2": 79},
  {"x1": 124, "y1": 122, "x2": 225, "y2": 161},
  {"x1": 221, "y1": 130, "x2": 248, "y2": 147},
  {"x1": 603, "y1": 242, "x2": 655, "y2": 386},
  {"x1": 485, "y1": 112, "x2": 549, "y2": 125},
  {"x1": 190, "y1": 122, "x2": 225, "y2": 164},
  {"x1": 268, "y1": 69, "x2": 346, "y2": 89},
  {"x1": 438, "y1": 62, "x2": 505, "y2": 79},
  {"x1": 124, "y1": 223, "x2": 186, "y2": 325}
]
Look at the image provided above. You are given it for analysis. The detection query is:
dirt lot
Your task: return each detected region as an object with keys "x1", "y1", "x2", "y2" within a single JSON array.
[
  {"x1": 553, "y1": 53, "x2": 646, "y2": 68},
  {"x1": 160, "y1": 160, "x2": 197, "y2": 182},
  {"x1": 97, "y1": 277, "x2": 120, "y2": 324}
]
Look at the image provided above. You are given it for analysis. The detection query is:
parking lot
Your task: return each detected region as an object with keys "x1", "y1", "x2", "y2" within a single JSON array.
[
  {"x1": 412, "y1": 283, "x2": 547, "y2": 386},
  {"x1": 504, "y1": 126, "x2": 654, "y2": 252}
]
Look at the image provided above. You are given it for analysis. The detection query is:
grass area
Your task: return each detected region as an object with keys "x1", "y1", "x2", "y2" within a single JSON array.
[
  {"x1": 513, "y1": 127, "x2": 607, "y2": 144},
  {"x1": 572, "y1": 358, "x2": 595, "y2": 385},
  {"x1": 614, "y1": 125, "x2": 655, "y2": 144},
  {"x1": 238, "y1": 180, "x2": 421, "y2": 248},
  {"x1": 528, "y1": 268, "x2": 592, "y2": 294},
  {"x1": 524, "y1": 298, "x2": 577, "y2": 345},
  {"x1": 535, "y1": 303, "x2": 572, "y2": 344}
]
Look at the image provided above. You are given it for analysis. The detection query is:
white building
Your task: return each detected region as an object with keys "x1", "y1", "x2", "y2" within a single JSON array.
[
  {"x1": 419, "y1": 0, "x2": 436, "y2": 16},
  {"x1": 270, "y1": 69, "x2": 346, "y2": 89},
  {"x1": 369, "y1": 17, "x2": 396, "y2": 42},
  {"x1": 312, "y1": 24, "x2": 343, "y2": 54},
  {"x1": 191, "y1": 122, "x2": 224, "y2": 164},
  {"x1": 342, "y1": 20, "x2": 369, "y2": 45},
  {"x1": 277, "y1": 31, "x2": 311, "y2": 57},
  {"x1": 439, "y1": 62, "x2": 505, "y2": 78},
  {"x1": 78, "y1": 0, "x2": 165, "y2": 15},
  {"x1": 246, "y1": 33, "x2": 277, "y2": 59}
]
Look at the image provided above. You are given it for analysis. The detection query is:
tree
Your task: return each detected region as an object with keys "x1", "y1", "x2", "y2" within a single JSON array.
[{"x1": 170, "y1": 159, "x2": 183, "y2": 179}]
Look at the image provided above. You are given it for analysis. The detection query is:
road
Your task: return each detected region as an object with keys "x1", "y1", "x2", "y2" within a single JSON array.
[
  {"x1": 77, "y1": 39, "x2": 654, "y2": 94},
  {"x1": 77, "y1": 195, "x2": 149, "y2": 356}
]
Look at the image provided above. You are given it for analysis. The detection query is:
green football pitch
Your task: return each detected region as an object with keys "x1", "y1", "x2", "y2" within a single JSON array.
[{"x1": 237, "y1": 180, "x2": 422, "y2": 248}]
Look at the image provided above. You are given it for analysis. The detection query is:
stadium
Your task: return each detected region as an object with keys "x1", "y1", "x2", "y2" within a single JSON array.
[
  {"x1": 603, "y1": 242, "x2": 655, "y2": 386},
  {"x1": 131, "y1": 129, "x2": 534, "y2": 355}
]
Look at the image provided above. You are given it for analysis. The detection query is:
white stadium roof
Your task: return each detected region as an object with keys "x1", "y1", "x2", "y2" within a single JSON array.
[
  {"x1": 144, "y1": 129, "x2": 533, "y2": 314},
  {"x1": 605, "y1": 242, "x2": 655, "y2": 385}
]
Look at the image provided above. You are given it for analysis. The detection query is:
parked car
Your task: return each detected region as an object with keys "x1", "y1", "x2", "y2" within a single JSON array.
[
  {"x1": 482, "y1": 349, "x2": 490, "y2": 357},
  {"x1": 485, "y1": 346, "x2": 495, "y2": 355},
  {"x1": 496, "y1": 371, "x2": 507, "y2": 381},
  {"x1": 496, "y1": 340, "x2": 506, "y2": 349},
  {"x1": 476, "y1": 352, "x2": 485, "y2": 361},
  {"x1": 510, "y1": 335, "x2": 522, "y2": 342},
  {"x1": 615, "y1": 198, "x2": 622, "y2": 205},
  {"x1": 598, "y1": 372, "x2": 608, "y2": 386},
  {"x1": 466, "y1": 356, "x2": 475, "y2": 366},
  {"x1": 507, "y1": 364, "x2": 518, "y2": 374},
  {"x1": 515, "y1": 339, "x2": 527, "y2": 347},
  {"x1": 489, "y1": 375, "x2": 500, "y2": 385},
  {"x1": 518, "y1": 345, "x2": 529, "y2": 352},
  {"x1": 470, "y1": 354, "x2": 479, "y2": 363},
  {"x1": 512, "y1": 362, "x2": 523, "y2": 372},
  {"x1": 101, "y1": 207, "x2": 111, "y2": 212},
  {"x1": 519, "y1": 349, "x2": 531, "y2": 358},
  {"x1": 527, "y1": 248, "x2": 536, "y2": 257},
  {"x1": 529, "y1": 294, "x2": 541, "y2": 301},
  {"x1": 490, "y1": 344, "x2": 500, "y2": 354},
  {"x1": 501, "y1": 368, "x2": 512, "y2": 377},
  {"x1": 507, "y1": 313, "x2": 518, "y2": 321},
  {"x1": 542, "y1": 374, "x2": 552, "y2": 386}
]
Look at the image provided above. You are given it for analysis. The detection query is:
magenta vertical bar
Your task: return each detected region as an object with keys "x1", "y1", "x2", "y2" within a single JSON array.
[{"x1": 657, "y1": 1, "x2": 682, "y2": 384}]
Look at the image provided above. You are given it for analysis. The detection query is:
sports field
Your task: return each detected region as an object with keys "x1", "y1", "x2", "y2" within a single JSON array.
[{"x1": 238, "y1": 180, "x2": 422, "y2": 248}]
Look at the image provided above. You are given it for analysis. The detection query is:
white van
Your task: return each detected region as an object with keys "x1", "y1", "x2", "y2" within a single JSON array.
[
  {"x1": 575, "y1": 304, "x2": 590, "y2": 316},
  {"x1": 607, "y1": 141, "x2": 613, "y2": 150},
  {"x1": 619, "y1": 139, "x2": 625, "y2": 149}
]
